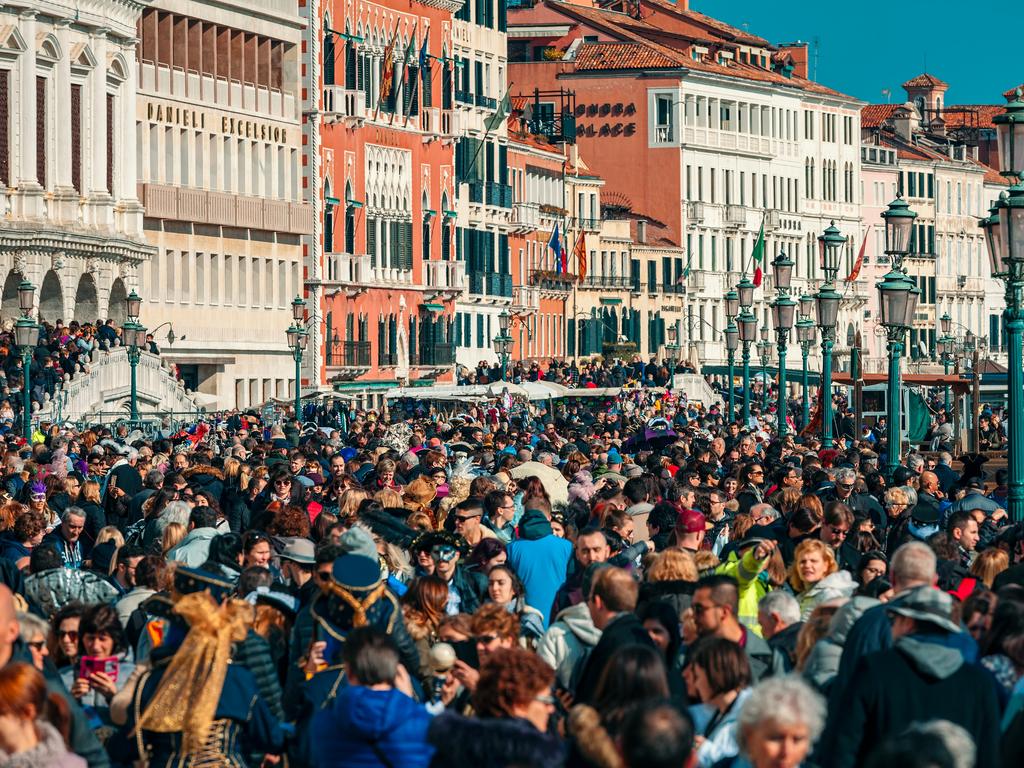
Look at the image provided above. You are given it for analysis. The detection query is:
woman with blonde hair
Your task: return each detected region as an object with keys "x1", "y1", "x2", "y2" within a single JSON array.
[
  {"x1": 639, "y1": 548, "x2": 699, "y2": 618},
  {"x1": 373, "y1": 488, "x2": 404, "y2": 509},
  {"x1": 337, "y1": 488, "x2": 371, "y2": 521},
  {"x1": 787, "y1": 539, "x2": 856, "y2": 620},
  {"x1": 161, "y1": 522, "x2": 187, "y2": 556},
  {"x1": 971, "y1": 547, "x2": 1010, "y2": 588}
]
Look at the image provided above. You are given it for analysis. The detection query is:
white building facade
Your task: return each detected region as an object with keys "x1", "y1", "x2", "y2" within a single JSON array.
[
  {"x1": 133, "y1": 0, "x2": 311, "y2": 408},
  {"x1": 0, "y1": 0, "x2": 151, "y2": 327}
]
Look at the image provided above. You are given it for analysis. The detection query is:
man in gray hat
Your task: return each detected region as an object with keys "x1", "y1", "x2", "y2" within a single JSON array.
[
  {"x1": 824, "y1": 585, "x2": 999, "y2": 768},
  {"x1": 279, "y1": 538, "x2": 317, "y2": 607}
]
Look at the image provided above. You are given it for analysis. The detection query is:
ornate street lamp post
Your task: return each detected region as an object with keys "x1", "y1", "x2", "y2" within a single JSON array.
[
  {"x1": 772, "y1": 252, "x2": 796, "y2": 437},
  {"x1": 724, "y1": 290, "x2": 739, "y2": 422},
  {"x1": 758, "y1": 326, "x2": 771, "y2": 412},
  {"x1": 287, "y1": 296, "x2": 308, "y2": 419},
  {"x1": 736, "y1": 277, "x2": 757, "y2": 425},
  {"x1": 983, "y1": 89, "x2": 1024, "y2": 521},
  {"x1": 124, "y1": 289, "x2": 147, "y2": 423},
  {"x1": 816, "y1": 222, "x2": 846, "y2": 446},
  {"x1": 492, "y1": 310, "x2": 514, "y2": 382},
  {"x1": 938, "y1": 312, "x2": 956, "y2": 416},
  {"x1": 877, "y1": 196, "x2": 919, "y2": 480},
  {"x1": 795, "y1": 294, "x2": 816, "y2": 430},
  {"x1": 665, "y1": 324, "x2": 680, "y2": 389},
  {"x1": 14, "y1": 280, "x2": 36, "y2": 441}
]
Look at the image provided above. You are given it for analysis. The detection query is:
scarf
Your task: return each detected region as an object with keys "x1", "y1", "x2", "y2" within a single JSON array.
[{"x1": 134, "y1": 593, "x2": 252, "y2": 753}]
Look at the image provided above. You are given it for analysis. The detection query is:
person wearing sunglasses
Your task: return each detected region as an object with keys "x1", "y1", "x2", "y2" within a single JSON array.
[
  {"x1": 735, "y1": 464, "x2": 766, "y2": 517},
  {"x1": 48, "y1": 603, "x2": 84, "y2": 671},
  {"x1": 16, "y1": 612, "x2": 49, "y2": 672}
]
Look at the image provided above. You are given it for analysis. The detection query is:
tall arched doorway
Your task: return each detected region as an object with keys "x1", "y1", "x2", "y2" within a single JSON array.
[
  {"x1": 1, "y1": 272, "x2": 23, "y2": 322},
  {"x1": 107, "y1": 279, "x2": 127, "y2": 326},
  {"x1": 38, "y1": 271, "x2": 64, "y2": 325},
  {"x1": 74, "y1": 273, "x2": 99, "y2": 324}
]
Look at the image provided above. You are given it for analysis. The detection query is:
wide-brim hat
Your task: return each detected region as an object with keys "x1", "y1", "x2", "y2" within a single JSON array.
[
  {"x1": 411, "y1": 529, "x2": 467, "y2": 557},
  {"x1": 884, "y1": 585, "x2": 960, "y2": 634},
  {"x1": 173, "y1": 566, "x2": 236, "y2": 603}
]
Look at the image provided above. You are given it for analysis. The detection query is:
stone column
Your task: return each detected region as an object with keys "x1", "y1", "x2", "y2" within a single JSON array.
[
  {"x1": 119, "y1": 40, "x2": 144, "y2": 237},
  {"x1": 15, "y1": 10, "x2": 43, "y2": 218},
  {"x1": 52, "y1": 19, "x2": 77, "y2": 224},
  {"x1": 85, "y1": 29, "x2": 110, "y2": 229}
]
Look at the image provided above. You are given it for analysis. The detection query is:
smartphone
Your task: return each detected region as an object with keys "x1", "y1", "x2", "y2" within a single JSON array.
[
  {"x1": 450, "y1": 639, "x2": 479, "y2": 670},
  {"x1": 79, "y1": 656, "x2": 119, "y2": 683}
]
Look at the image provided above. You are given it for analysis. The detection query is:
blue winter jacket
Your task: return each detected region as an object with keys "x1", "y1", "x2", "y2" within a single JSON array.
[{"x1": 312, "y1": 685, "x2": 434, "y2": 768}]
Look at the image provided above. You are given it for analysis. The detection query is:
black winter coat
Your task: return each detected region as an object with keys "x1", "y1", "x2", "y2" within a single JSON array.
[
  {"x1": 428, "y1": 713, "x2": 565, "y2": 768},
  {"x1": 574, "y1": 612, "x2": 655, "y2": 704},
  {"x1": 823, "y1": 636, "x2": 1000, "y2": 768}
]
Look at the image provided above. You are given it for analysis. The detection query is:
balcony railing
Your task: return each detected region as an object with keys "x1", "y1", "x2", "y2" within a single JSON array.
[
  {"x1": 323, "y1": 86, "x2": 366, "y2": 121},
  {"x1": 530, "y1": 269, "x2": 576, "y2": 292},
  {"x1": 724, "y1": 204, "x2": 746, "y2": 227},
  {"x1": 686, "y1": 201, "x2": 705, "y2": 222},
  {"x1": 511, "y1": 284, "x2": 540, "y2": 309},
  {"x1": 581, "y1": 275, "x2": 631, "y2": 290},
  {"x1": 765, "y1": 209, "x2": 781, "y2": 231},
  {"x1": 468, "y1": 182, "x2": 485, "y2": 204},
  {"x1": 511, "y1": 202, "x2": 539, "y2": 230},
  {"x1": 475, "y1": 93, "x2": 497, "y2": 109},
  {"x1": 424, "y1": 259, "x2": 467, "y2": 291},
  {"x1": 455, "y1": 89, "x2": 474, "y2": 105},
  {"x1": 326, "y1": 340, "x2": 371, "y2": 368},
  {"x1": 326, "y1": 253, "x2": 372, "y2": 283}
]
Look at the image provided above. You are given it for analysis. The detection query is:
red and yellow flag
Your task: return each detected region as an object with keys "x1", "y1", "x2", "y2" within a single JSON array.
[{"x1": 575, "y1": 232, "x2": 587, "y2": 282}]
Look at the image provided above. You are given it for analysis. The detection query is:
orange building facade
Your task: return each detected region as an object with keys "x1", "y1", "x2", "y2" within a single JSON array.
[{"x1": 301, "y1": 0, "x2": 463, "y2": 405}]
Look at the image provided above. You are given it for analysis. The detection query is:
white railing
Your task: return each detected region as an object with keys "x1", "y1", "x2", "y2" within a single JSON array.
[
  {"x1": 511, "y1": 202, "x2": 539, "y2": 231},
  {"x1": 326, "y1": 253, "x2": 372, "y2": 283},
  {"x1": 424, "y1": 260, "x2": 467, "y2": 291},
  {"x1": 35, "y1": 346, "x2": 202, "y2": 425}
]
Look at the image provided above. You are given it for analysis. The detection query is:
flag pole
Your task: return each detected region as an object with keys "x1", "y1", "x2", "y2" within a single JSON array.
[
  {"x1": 372, "y1": 19, "x2": 402, "y2": 122},
  {"x1": 402, "y1": 28, "x2": 427, "y2": 128},
  {"x1": 391, "y1": 20, "x2": 417, "y2": 126}
]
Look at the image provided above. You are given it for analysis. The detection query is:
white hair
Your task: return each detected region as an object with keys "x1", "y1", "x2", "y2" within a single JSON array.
[
  {"x1": 758, "y1": 590, "x2": 801, "y2": 626},
  {"x1": 62, "y1": 506, "x2": 86, "y2": 524},
  {"x1": 160, "y1": 500, "x2": 192, "y2": 528},
  {"x1": 737, "y1": 675, "x2": 826, "y2": 751},
  {"x1": 890, "y1": 541, "x2": 937, "y2": 591},
  {"x1": 901, "y1": 720, "x2": 976, "y2": 768}
]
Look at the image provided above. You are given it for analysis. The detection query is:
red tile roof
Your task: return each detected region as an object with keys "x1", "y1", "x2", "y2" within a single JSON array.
[
  {"x1": 978, "y1": 163, "x2": 1010, "y2": 186},
  {"x1": 902, "y1": 73, "x2": 948, "y2": 89},
  {"x1": 574, "y1": 41, "x2": 681, "y2": 70},
  {"x1": 523, "y1": 2, "x2": 854, "y2": 99},
  {"x1": 1001, "y1": 84, "x2": 1023, "y2": 100},
  {"x1": 861, "y1": 104, "x2": 898, "y2": 128},
  {"x1": 639, "y1": 0, "x2": 772, "y2": 48},
  {"x1": 941, "y1": 105, "x2": 1004, "y2": 130}
]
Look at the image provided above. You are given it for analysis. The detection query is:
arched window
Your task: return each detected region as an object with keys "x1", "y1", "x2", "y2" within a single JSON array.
[
  {"x1": 324, "y1": 18, "x2": 335, "y2": 85},
  {"x1": 344, "y1": 181, "x2": 355, "y2": 254},
  {"x1": 324, "y1": 180, "x2": 334, "y2": 253}
]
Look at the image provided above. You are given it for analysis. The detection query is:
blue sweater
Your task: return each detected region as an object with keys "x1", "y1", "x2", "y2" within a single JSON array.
[
  {"x1": 507, "y1": 534, "x2": 573, "y2": 627},
  {"x1": 312, "y1": 685, "x2": 434, "y2": 768}
]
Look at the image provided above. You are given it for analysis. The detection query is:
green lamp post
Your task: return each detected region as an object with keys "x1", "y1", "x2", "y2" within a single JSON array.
[
  {"x1": 492, "y1": 309, "x2": 514, "y2": 382},
  {"x1": 938, "y1": 312, "x2": 956, "y2": 416},
  {"x1": 771, "y1": 251, "x2": 796, "y2": 438},
  {"x1": 288, "y1": 295, "x2": 308, "y2": 419},
  {"x1": 758, "y1": 326, "x2": 771, "y2": 412},
  {"x1": 985, "y1": 88, "x2": 1024, "y2": 521},
  {"x1": 876, "y1": 195, "x2": 918, "y2": 480},
  {"x1": 124, "y1": 289, "x2": 145, "y2": 423},
  {"x1": 816, "y1": 222, "x2": 846, "y2": 446},
  {"x1": 14, "y1": 280, "x2": 36, "y2": 441},
  {"x1": 795, "y1": 294, "x2": 816, "y2": 430},
  {"x1": 724, "y1": 290, "x2": 739, "y2": 422},
  {"x1": 736, "y1": 277, "x2": 757, "y2": 425},
  {"x1": 665, "y1": 323, "x2": 680, "y2": 388}
]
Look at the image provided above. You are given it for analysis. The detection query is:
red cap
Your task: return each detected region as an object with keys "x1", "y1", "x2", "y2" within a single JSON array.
[{"x1": 676, "y1": 508, "x2": 708, "y2": 534}]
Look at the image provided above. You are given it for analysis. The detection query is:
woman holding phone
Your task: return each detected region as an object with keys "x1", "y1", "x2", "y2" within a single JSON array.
[{"x1": 60, "y1": 604, "x2": 135, "y2": 739}]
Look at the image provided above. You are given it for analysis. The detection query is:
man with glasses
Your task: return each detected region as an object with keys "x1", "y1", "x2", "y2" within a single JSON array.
[
  {"x1": 820, "y1": 502, "x2": 859, "y2": 572},
  {"x1": 691, "y1": 574, "x2": 785, "y2": 681},
  {"x1": 818, "y1": 467, "x2": 885, "y2": 530},
  {"x1": 451, "y1": 499, "x2": 494, "y2": 548}
]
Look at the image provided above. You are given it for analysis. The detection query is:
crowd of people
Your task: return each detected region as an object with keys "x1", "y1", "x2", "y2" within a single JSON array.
[
  {"x1": 0, "y1": 378, "x2": 1020, "y2": 768},
  {"x1": 0, "y1": 317, "x2": 162, "y2": 434}
]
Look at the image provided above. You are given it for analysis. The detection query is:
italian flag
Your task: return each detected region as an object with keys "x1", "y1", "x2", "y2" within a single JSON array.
[{"x1": 751, "y1": 219, "x2": 765, "y2": 287}]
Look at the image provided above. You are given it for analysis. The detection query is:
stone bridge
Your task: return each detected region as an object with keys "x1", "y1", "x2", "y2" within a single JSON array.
[{"x1": 35, "y1": 344, "x2": 205, "y2": 427}]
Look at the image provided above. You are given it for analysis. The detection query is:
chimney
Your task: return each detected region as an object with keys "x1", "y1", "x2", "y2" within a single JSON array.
[
  {"x1": 777, "y1": 42, "x2": 809, "y2": 79},
  {"x1": 892, "y1": 105, "x2": 914, "y2": 142},
  {"x1": 637, "y1": 220, "x2": 647, "y2": 244}
]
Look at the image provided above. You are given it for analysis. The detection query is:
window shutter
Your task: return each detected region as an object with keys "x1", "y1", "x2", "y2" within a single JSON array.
[
  {"x1": 36, "y1": 76, "x2": 46, "y2": 188},
  {"x1": 345, "y1": 44, "x2": 356, "y2": 89},
  {"x1": 324, "y1": 33, "x2": 335, "y2": 85},
  {"x1": 367, "y1": 217, "x2": 377, "y2": 266},
  {"x1": 71, "y1": 84, "x2": 82, "y2": 193},
  {"x1": 0, "y1": 71, "x2": 8, "y2": 186},
  {"x1": 422, "y1": 65, "x2": 432, "y2": 109}
]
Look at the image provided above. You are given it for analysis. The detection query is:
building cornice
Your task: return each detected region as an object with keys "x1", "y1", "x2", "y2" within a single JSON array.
[{"x1": 0, "y1": 224, "x2": 156, "y2": 263}]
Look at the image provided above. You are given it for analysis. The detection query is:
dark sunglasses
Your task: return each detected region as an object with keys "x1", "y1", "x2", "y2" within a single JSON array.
[{"x1": 58, "y1": 630, "x2": 79, "y2": 642}]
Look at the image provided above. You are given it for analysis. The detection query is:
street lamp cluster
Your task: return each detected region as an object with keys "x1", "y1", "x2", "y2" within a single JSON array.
[
  {"x1": 795, "y1": 294, "x2": 816, "y2": 431},
  {"x1": 14, "y1": 281, "x2": 37, "y2": 441},
  {"x1": 981, "y1": 88, "x2": 1024, "y2": 521},
  {"x1": 770, "y1": 252, "x2": 796, "y2": 436},
  {"x1": 123, "y1": 290, "x2": 148, "y2": 424}
]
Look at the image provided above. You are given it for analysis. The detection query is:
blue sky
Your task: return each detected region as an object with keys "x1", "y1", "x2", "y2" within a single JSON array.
[{"x1": 694, "y1": 1, "x2": 1010, "y2": 105}]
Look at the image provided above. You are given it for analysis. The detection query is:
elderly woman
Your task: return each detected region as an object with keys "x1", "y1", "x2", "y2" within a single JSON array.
[{"x1": 720, "y1": 675, "x2": 827, "y2": 768}]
